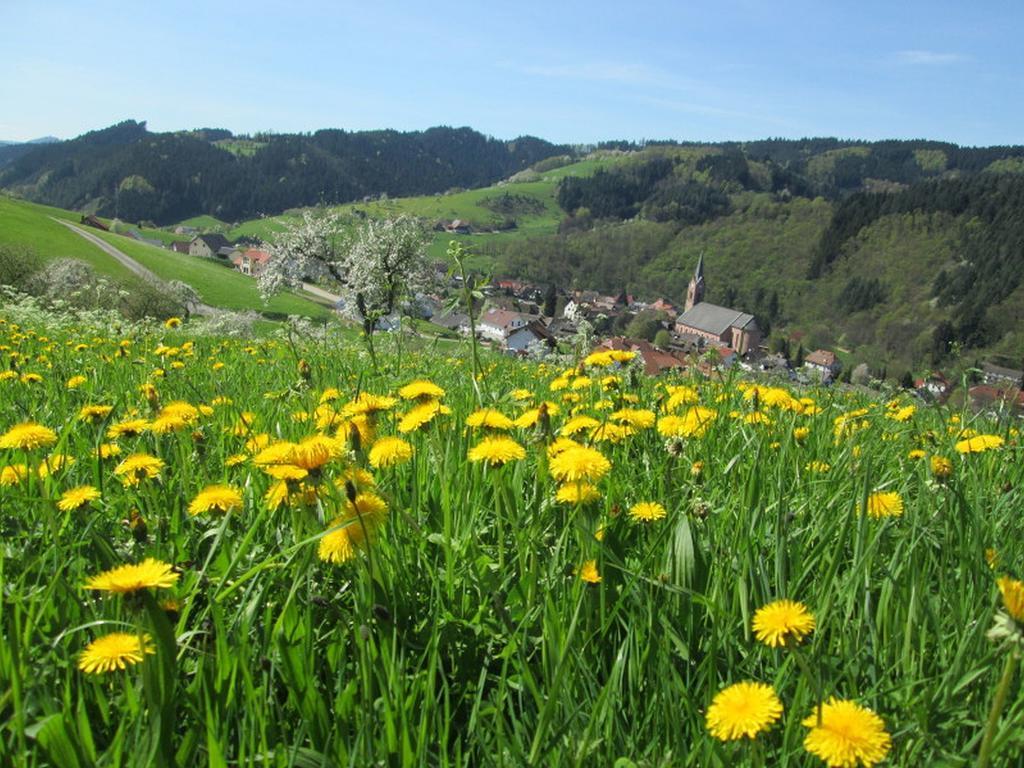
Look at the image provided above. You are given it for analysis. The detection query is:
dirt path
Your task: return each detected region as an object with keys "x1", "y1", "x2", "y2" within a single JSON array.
[{"x1": 53, "y1": 218, "x2": 216, "y2": 315}]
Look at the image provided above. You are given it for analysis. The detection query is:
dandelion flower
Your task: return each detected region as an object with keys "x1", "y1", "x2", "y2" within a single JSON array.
[
  {"x1": 752, "y1": 599, "x2": 815, "y2": 647},
  {"x1": 998, "y1": 576, "x2": 1024, "y2": 623},
  {"x1": 369, "y1": 436, "x2": 414, "y2": 468},
  {"x1": 107, "y1": 419, "x2": 150, "y2": 440},
  {"x1": 78, "y1": 404, "x2": 114, "y2": 423},
  {"x1": 610, "y1": 408, "x2": 656, "y2": 429},
  {"x1": 114, "y1": 453, "x2": 165, "y2": 486},
  {"x1": 318, "y1": 492, "x2": 389, "y2": 565},
  {"x1": 629, "y1": 501, "x2": 667, "y2": 523},
  {"x1": 398, "y1": 380, "x2": 445, "y2": 401},
  {"x1": 66, "y1": 375, "x2": 87, "y2": 389},
  {"x1": 706, "y1": 681, "x2": 783, "y2": 741},
  {"x1": 549, "y1": 446, "x2": 611, "y2": 484},
  {"x1": 84, "y1": 558, "x2": 179, "y2": 594},
  {"x1": 577, "y1": 559, "x2": 601, "y2": 583},
  {"x1": 78, "y1": 632, "x2": 155, "y2": 674},
  {"x1": 802, "y1": 698, "x2": 891, "y2": 767},
  {"x1": 930, "y1": 455, "x2": 952, "y2": 479},
  {"x1": 465, "y1": 408, "x2": 514, "y2": 431},
  {"x1": 955, "y1": 434, "x2": 1004, "y2": 454},
  {"x1": 0, "y1": 422, "x2": 57, "y2": 451},
  {"x1": 555, "y1": 483, "x2": 600, "y2": 505},
  {"x1": 291, "y1": 434, "x2": 345, "y2": 471},
  {"x1": 164, "y1": 317, "x2": 182, "y2": 329},
  {"x1": 398, "y1": 400, "x2": 448, "y2": 433},
  {"x1": 188, "y1": 484, "x2": 243, "y2": 515},
  {"x1": 560, "y1": 415, "x2": 600, "y2": 436},
  {"x1": 0, "y1": 464, "x2": 29, "y2": 486},
  {"x1": 58, "y1": 485, "x2": 101, "y2": 512},
  {"x1": 468, "y1": 436, "x2": 526, "y2": 466},
  {"x1": 864, "y1": 491, "x2": 903, "y2": 519}
]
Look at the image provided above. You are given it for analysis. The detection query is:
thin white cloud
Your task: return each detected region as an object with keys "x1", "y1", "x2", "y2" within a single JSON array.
[{"x1": 895, "y1": 49, "x2": 969, "y2": 65}]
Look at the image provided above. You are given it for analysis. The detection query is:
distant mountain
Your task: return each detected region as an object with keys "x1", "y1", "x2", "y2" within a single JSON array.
[
  {"x1": 0, "y1": 136, "x2": 59, "y2": 146},
  {"x1": 0, "y1": 136, "x2": 60, "y2": 166},
  {"x1": 0, "y1": 120, "x2": 570, "y2": 224}
]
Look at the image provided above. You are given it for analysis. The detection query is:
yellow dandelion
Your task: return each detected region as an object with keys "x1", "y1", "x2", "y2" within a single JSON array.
[
  {"x1": 955, "y1": 434, "x2": 1004, "y2": 454},
  {"x1": 188, "y1": 484, "x2": 243, "y2": 516},
  {"x1": 398, "y1": 400, "x2": 448, "y2": 433},
  {"x1": 465, "y1": 408, "x2": 514, "y2": 431},
  {"x1": 164, "y1": 317, "x2": 182, "y2": 329},
  {"x1": 930, "y1": 455, "x2": 953, "y2": 479},
  {"x1": 550, "y1": 446, "x2": 611, "y2": 484},
  {"x1": 802, "y1": 698, "x2": 891, "y2": 768},
  {"x1": 794, "y1": 426, "x2": 810, "y2": 442},
  {"x1": 66, "y1": 375, "x2": 87, "y2": 389},
  {"x1": 863, "y1": 491, "x2": 903, "y2": 519},
  {"x1": 555, "y1": 483, "x2": 600, "y2": 505},
  {"x1": 113, "y1": 453, "x2": 165, "y2": 486},
  {"x1": 706, "y1": 681, "x2": 783, "y2": 741},
  {"x1": 0, "y1": 422, "x2": 58, "y2": 451},
  {"x1": 560, "y1": 415, "x2": 600, "y2": 436},
  {"x1": 84, "y1": 558, "x2": 179, "y2": 594},
  {"x1": 998, "y1": 576, "x2": 1024, "y2": 623},
  {"x1": 467, "y1": 436, "x2": 526, "y2": 467},
  {"x1": 340, "y1": 392, "x2": 397, "y2": 418},
  {"x1": 398, "y1": 380, "x2": 445, "y2": 401},
  {"x1": 291, "y1": 434, "x2": 345, "y2": 471},
  {"x1": 107, "y1": 419, "x2": 150, "y2": 440},
  {"x1": 78, "y1": 632, "x2": 155, "y2": 674},
  {"x1": 752, "y1": 599, "x2": 815, "y2": 648},
  {"x1": 369, "y1": 436, "x2": 414, "y2": 468},
  {"x1": 318, "y1": 492, "x2": 389, "y2": 564},
  {"x1": 0, "y1": 464, "x2": 29, "y2": 486},
  {"x1": 628, "y1": 501, "x2": 667, "y2": 523},
  {"x1": 57, "y1": 485, "x2": 101, "y2": 512},
  {"x1": 577, "y1": 559, "x2": 601, "y2": 584}
]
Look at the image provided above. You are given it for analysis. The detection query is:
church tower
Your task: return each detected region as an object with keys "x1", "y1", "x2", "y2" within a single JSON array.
[{"x1": 685, "y1": 253, "x2": 705, "y2": 312}]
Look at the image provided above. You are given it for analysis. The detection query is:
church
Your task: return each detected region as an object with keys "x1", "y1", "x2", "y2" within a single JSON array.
[{"x1": 673, "y1": 255, "x2": 761, "y2": 355}]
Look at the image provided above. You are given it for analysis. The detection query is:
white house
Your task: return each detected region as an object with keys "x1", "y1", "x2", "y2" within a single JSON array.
[
  {"x1": 478, "y1": 310, "x2": 534, "y2": 343},
  {"x1": 803, "y1": 349, "x2": 841, "y2": 381}
]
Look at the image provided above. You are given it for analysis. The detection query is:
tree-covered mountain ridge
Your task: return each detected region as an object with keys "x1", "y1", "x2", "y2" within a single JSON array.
[{"x1": 0, "y1": 120, "x2": 569, "y2": 225}]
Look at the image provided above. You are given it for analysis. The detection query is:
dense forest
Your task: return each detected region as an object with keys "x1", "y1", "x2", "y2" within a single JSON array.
[{"x1": 0, "y1": 121, "x2": 567, "y2": 224}]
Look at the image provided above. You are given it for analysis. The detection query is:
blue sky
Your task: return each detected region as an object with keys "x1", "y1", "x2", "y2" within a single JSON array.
[{"x1": 2, "y1": 0, "x2": 1020, "y2": 146}]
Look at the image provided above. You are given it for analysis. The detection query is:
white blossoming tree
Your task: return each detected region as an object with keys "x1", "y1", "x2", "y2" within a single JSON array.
[{"x1": 259, "y1": 210, "x2": 432, "y2": 366}]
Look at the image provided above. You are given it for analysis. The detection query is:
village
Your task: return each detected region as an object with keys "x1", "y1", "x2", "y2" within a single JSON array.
[{"x1": 80, "y1": 213, "x2": 1024, "y2": 415}]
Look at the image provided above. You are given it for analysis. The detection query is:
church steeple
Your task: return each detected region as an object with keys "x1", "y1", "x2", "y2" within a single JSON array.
[{"x1": 685, "y1": 252, "x2": 706, "y2": 312}]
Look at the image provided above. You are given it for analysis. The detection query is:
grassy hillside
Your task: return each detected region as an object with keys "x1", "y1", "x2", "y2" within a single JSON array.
[
  {"x1": 0, "y1": 196, "x2": 132, "y2": 279},
  {"x1": 226, "y1": 151, "x2": 644, "y2": 272},
  {"x1": 0, "y1": 196, "x2": 329, "y2": 320},
  {"x1": 3, "y1": 307, "x2": 1022, "y2": 765},
  {"x1": 88, "y1": 230, "x2": 331, "y2": 319}
]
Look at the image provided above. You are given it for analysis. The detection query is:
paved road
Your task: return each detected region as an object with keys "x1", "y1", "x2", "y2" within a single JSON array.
[
  {"x1": 54, "y1": 218, "x2": 215, "y2": 315},
  {"x1": 57, "y1": 217, "x2": 341, "y2": 316},
  {"x1": 301, "y1": 281, "x2": 342, "y2": 305}
]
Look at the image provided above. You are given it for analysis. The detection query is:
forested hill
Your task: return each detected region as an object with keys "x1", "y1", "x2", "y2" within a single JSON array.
[{"x1": 0, "y1": 121, "x2": 568, "y2": 224}]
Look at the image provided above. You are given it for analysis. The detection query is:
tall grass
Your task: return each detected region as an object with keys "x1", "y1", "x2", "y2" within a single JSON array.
[{"x1": 0, "y1": 313, "x2": 1021, "y2": 766}]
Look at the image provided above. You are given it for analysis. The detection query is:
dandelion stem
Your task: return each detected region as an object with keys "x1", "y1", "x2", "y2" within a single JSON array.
[{"x1": 977, "y1": 651, "x2": 1019, "y2": 768}]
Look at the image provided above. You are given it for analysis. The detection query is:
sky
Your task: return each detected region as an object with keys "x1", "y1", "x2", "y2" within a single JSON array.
[{"x1": 2, "y1": 0, "x2": 1021, "y2": 146}]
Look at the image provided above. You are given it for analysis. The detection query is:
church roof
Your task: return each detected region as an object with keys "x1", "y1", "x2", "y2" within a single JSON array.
[{"x1": 676, "y1": 302, "x2": 757, "y2": 336}]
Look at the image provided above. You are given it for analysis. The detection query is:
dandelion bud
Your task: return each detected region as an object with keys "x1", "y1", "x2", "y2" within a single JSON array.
[
  {"x1": 298, "y1": 358, "x2": 311, "y2": 381},
  {"x1": 344, "y1": 480, "x2": 358, "y2": 504}
]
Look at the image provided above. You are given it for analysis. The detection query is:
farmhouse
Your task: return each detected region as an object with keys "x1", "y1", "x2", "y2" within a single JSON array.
[
  {"x1": 478, "y1": 309, "x2": 535, "y2": 343},
  {"x1": 189, "y1": 234, "x2": 231, "y2": 259},
  {"x1": 673, "y1": 256, "x2": 760, "y2": 355},
  {"x1": 232, "y1": 248, "x2": 271, "y2": 276},
  {"x1": 803, "y1": 349, "x2": 841, "y2": 381}
]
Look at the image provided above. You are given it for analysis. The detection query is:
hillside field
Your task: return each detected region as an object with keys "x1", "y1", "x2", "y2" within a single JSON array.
[{"x1": 0, "y1": 302, "x2": 1022, "y2": 765}]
